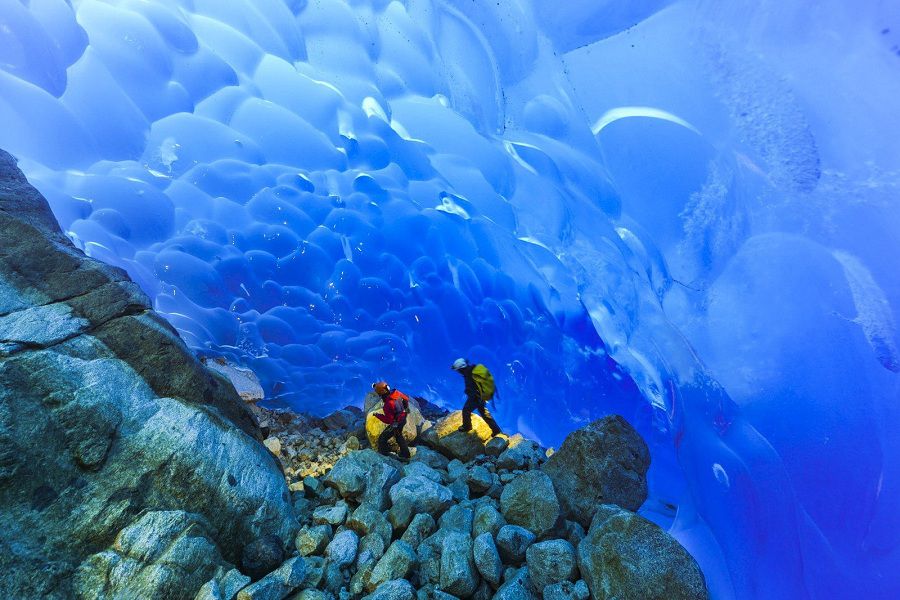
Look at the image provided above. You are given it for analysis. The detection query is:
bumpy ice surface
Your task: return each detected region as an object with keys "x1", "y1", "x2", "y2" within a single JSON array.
[{"x1": 2, "y1": 1, "x2": 900, "y2": 598}]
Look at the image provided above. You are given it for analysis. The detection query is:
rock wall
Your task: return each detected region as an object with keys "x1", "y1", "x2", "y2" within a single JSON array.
[{"x1": 0, "y1": 149, "x2": 296, "y2": 598}]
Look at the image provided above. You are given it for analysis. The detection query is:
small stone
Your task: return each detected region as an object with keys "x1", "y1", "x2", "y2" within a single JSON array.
[
  {"x1": 473, "y1": 503, "x2": 506, "y2": 539},
  {"x1": 440, "y1": 533, "x2": 478, "y2": 598},
  {"x1": 295, "y1": 525, "x2": 331, "y2": 556},
  {"x1": 438, "y1": 504, "x2": 473, "y2": 535},
  {"x1": 496, "y1": 525, "x2": 536, "y2": 565},
  {"x1": 387, "y1": 496, "x2": 415, "y2": 532},
  {"x1": 289, "y1": 481, "x2": 304, "y2": 493},
  {"x1": 449, "y1": 477, "x2": 470, "y2": 502},
  {"x1": 473, "y1": 532, "x2": 502, "y2": 587},
  {"x1": 237, "y1": 556, "x2": 306, "y2": 600},
  {"x1": 466, "y1": 466, "x2": 493, "y2": 495},
  {"x1": 388, "y1": 475, "x2": 453, "y2": 515},
  {"x1": 484, "y1": 435, "x2": 509, "y2": 457},
  {"x1": 313, "y1": 503, "x2": 348, "y2": 526},
  {"x1": 447, "y1": 459, "x2": 466, "y2": 481},
  {"x1": 542, "y1": 579, "x2": 590, "y2": 600},
  {"x1": 526, "y1": 539, "x2": 577, "y2": 592},
  {"x1": 500, "y1": 471, "x2": 560, "y2": 539},
  {"x1": 399, "y1": 512, "x2": 435, "y2": 549},
  {"x1": 410, "y1": 446, "x2": 449, "y2": 471},
  {"x1": 366, "y1": 540, "x2": 417, "y2": 591},
  {"x1": 493, "y1": 566, "x2": 537, "y2": 600},
  {"x1": 325, "y1": 529, "x2": 359, "y2": 567},
  {"x1": 303, "y1": 476, "x2": 322, "y2": 498},
  {"x1": 263, "y1": 437, "x2": 282, "y2": 456},
  {"x1": 402, "y1": 461, "x2": 444, "y2": 484},
  {"x1": 347, "y1": 504, "x2": 386, "y2": 537},
  {"x1": 360, "y1": 579, "x2": 416, "y2": 600},
  {"x1": 241, "y1": 535, "x2": 285, "y2": 581},
  {"x1": 220, "y1": 568, "x2": 251, "y2": 600}
]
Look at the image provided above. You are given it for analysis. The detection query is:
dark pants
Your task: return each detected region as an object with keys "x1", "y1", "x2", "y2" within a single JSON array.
[
  {"x1": 461, "y1": 397, "x2": 502, "y2": 436},
  {"x1": 377, "y1": 419, "x2": 410, "y2": 458}
]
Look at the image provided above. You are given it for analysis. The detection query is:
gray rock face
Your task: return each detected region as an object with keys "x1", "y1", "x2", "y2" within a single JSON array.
[
  {"x1": 236, "y1": 556, "x2": 306, "y2": 600},
  {"x1": 541, "y1": 416, "x2": 650, "y2": 526},
  {"x1": 500, "y1": 471, "x2": 560, "y2": 539},
  {"x1": 440, "y1": 532, "x2": 479, "y2": 597},
  {"x1": 496, "y1": 526, "x2": 536, "y2": 565},
  {"x1": 525, "y1": 539, "x2": 577, "y2": 592},
  {"x1": 74, "y1": 511, "x2": 225, "y2": 600},
  {"x1": 577, "y1": 505, "x2": 709, "y2": 600},
  {"x1": 473, "y1": 532, "x2": 503, "y2": 588},
  {"x1": 0, "y1": 150, "x2": 295, "y2": 598}
]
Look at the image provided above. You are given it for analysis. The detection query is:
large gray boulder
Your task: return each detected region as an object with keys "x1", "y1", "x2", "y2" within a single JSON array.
[
  {"x1": 541, "y1": 416, "x2": 650, "y2": 526},
  {"x1": 0, "y1": 149, "x2": 295, "y2": 599},
  {"x1": 577, "y1": 505, "x2": 708, "y2": 600},
  {"x1": 500, "y1": 471, "x2": 561, "y2": 539}
]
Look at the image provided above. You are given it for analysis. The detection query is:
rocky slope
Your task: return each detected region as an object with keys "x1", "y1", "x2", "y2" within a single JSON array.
[
  {"x1": 246, "y1": 407, "x2": 709, "y2": 600},
  {"x1": 0, "y1": 149, "x2": 296, "y2": 598}
]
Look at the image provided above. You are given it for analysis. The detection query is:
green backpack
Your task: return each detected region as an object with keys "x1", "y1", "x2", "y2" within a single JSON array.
[{"x1": 472, "y1": 364, "x2": 496, "y2": 402}]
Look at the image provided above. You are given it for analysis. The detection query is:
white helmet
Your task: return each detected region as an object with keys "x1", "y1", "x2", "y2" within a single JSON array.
[{"x1": 451, "y1": 358, "x2": 469, "y2": 371}]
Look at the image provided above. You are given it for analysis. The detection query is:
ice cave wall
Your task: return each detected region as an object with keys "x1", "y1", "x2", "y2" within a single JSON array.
[{"x1": 2, "y1": 0, "x2": 900, "y2": 598}]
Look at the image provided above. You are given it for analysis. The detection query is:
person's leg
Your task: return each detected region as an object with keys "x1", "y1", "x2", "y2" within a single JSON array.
[
  {"x1": 459, "y1": 396, "x2": 477, "y2": 431},
  {"x1": 477, "y1": 402, "x2": 503, "y2": 436},
  {"x1": 394, "y1": 427, "x2": 411, "y2": 459},
  {"x1": 377, "y1": 425, "x2": 394, "y2": 454}
]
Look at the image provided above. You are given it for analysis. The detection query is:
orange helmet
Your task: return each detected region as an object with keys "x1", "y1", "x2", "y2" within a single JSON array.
[{"x1": 373, "y1": 381, "x2": 390, "y2": 396}]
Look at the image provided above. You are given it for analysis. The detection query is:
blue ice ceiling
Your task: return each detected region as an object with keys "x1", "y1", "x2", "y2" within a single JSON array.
[{"x1": 3, "y1": 0, "x2": 900, "y2": 598}]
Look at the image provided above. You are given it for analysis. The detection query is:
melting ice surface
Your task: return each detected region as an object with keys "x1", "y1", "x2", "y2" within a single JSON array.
[{"x1": 2, "y1": 0, "x2": 900, "y2": 597}]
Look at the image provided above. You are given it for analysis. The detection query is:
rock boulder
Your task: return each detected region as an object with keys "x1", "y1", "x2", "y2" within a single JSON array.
[
  {"x1": 541, "y1": 416, "x2": 650, "y2": 526},
  {"x1": 577, "y1": 505, "x2": 708, "y2": 600},
  {"x1": 0, "y1": 149, "x2": 295, "y2": 599}
]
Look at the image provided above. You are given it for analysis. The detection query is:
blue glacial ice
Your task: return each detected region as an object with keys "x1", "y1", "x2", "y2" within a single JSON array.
[{"x1": 2, "y1": 0, "x2": 900, "y2": 598}]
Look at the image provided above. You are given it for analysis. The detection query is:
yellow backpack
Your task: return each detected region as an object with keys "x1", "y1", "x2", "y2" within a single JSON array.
[{"x1": 472, "y1": 364, "x2": 496, "y2": 402}]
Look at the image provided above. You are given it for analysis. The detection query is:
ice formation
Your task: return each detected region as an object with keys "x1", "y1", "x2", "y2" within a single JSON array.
[{"x1": 2, "y1": 0, "x2": 899, "y2": 598}]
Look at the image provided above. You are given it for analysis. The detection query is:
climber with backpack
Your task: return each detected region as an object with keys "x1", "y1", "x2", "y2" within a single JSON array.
[
  {"x1": 372, "y1": 381, "x2": 412, "y2": 459},
  {"x1": 450, "y1": 358, "x2": 503, "y2": 437}
]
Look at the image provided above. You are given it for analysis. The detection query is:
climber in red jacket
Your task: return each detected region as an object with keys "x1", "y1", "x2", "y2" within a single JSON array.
[{"x1": 372, "y1": 381, "x2": 411, "y2": 459}]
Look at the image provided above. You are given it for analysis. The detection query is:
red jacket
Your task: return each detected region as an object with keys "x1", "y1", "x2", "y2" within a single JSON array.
[{"x1": 375, "y1": 390, "x2": 409, "y2": 424}]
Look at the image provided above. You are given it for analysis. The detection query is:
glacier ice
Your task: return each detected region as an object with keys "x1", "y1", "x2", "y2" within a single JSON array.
[{"x1": 2, "y1": 0, "x2": 900, "y2": 598}]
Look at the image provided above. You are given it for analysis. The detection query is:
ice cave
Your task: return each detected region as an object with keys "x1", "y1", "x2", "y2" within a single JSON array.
[{"x1": 2, "y1": 0, "x2": 899, "y2": 598}]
